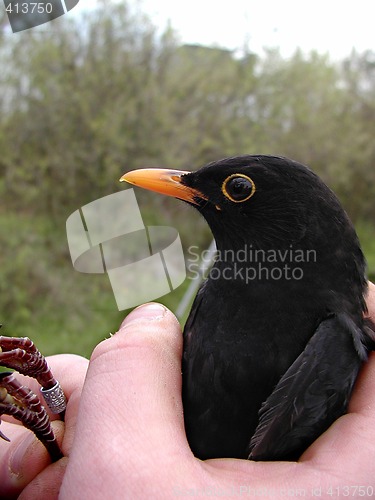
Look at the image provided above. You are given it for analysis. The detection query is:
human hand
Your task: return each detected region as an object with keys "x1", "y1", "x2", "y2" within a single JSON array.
[
  {"x1": 59, "y1": 286, "x2": 375, "y2": 498},
  {"x1": 2, "y1": 284, "x2": 375, "y2": 499},
  {"x1": 0, "y1": 354, "x2": 88, "y2": 499}
]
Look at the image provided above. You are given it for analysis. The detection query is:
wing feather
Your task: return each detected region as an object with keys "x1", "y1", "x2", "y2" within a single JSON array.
[{"x1": 248, "y1": 313, "x2": 366, "y2": 461}]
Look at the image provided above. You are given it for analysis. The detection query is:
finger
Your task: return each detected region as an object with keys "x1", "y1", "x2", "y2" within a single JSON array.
[
  {"x1": 2, "y1": 354, "x2": 88, "y2": 448},
  {"x1": 3, "y1": 354, "x2": 89, "y2": 425},
  {"x1": 12, "y1": 354, "x2": 89, "y2": 416},
  {"x1": 61, "y1": 303, "x2": 187, "y2": 497},
  {"x1": 348, "y1": 352, "x2": 375, "y2": 415},
  {"x1": 18, "y1": 457, "x2": 68, "y2": 500},
  {"x1": 43, "y1": 354, "x2": 89, "y2": 453},
  {"x1": 0, "y1": 421, "x2": 64, "y2": 499},
  {"x1": 300, "y1": 355, "x2": 375, "y2": 481},
  {"x1": 296, "y1": 285, "x2": 375, "y2": 478},
  {"x1": 365, "y1": 281, "x2": 375, "y2": 323},
  {"x1": 0, "y1": 354, "x2": 88, "y2": 498}
]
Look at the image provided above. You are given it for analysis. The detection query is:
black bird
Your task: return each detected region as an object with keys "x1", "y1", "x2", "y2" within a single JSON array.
[{"x1": 121, "y1": 155, "x2": 375, "y2": 461}]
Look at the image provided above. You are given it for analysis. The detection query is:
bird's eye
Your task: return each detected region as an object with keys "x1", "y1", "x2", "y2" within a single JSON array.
[{"x1": 222, "y1": 174, "x2": 256, "y2": 203}]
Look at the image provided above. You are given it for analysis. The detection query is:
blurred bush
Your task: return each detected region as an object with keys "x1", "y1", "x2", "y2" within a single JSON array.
[{"x1": 0, "y1": 2, "x2": 374, "y2": 356}]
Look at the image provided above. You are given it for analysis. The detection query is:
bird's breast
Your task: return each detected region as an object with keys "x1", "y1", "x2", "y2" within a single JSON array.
[{"x1": 182, "y1": 276, "x2": 319, "y2": 458}]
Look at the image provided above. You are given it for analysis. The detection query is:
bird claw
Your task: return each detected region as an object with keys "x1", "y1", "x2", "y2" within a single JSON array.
[{"x1": 0, "y1": 334, "x2": 65, "y2": 462}]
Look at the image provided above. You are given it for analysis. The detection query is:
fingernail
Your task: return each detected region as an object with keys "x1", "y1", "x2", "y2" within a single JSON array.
[
  {"x1": 9, "y1": 433, "x2": 36, "y2": 476},
  {"x1": 120, "y1": 303, "x2": 167, "y2": 328}
]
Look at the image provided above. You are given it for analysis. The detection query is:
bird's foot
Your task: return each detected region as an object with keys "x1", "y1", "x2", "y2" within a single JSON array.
[{"x1": 0, "y1": 335, "x2": 66, "y2": 462}]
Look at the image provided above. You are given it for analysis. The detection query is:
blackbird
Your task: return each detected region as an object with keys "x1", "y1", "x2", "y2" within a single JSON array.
[{"x1": 121, "y1": 155, "x2": 375, "y2": 461}]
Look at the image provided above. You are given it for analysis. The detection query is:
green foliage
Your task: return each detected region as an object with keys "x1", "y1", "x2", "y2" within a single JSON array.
[
  {"x1": 0, "y1": 2, "x2": 374, "y2": 356},
  {"x1": 356, "y1": 221, "x2": 375, "y2": 282},
  {"x1": 0, "y1": 209, "x2": 192, "y2": 357}
]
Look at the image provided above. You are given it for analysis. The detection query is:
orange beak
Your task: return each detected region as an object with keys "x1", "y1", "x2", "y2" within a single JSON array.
[{"x1": 120, "y1": 168, "x2": 206, "y2": 205}]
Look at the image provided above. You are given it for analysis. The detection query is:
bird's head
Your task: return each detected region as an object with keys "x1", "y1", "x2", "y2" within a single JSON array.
[{"x1": 120, "y1": 155, "x2": 350, "y2": 253}]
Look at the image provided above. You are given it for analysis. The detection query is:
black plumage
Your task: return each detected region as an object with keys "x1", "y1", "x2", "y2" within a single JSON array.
[{"x1": 122, "y1": 155, "x2": 375, "y2": 461}]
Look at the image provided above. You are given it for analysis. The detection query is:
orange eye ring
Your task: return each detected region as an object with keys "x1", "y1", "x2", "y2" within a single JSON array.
[{"x1": 221, "y1": 174, "x2": 256, "y2": 203}]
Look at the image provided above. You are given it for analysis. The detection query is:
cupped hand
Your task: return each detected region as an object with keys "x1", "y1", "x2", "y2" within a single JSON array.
[
  {"x1": 60, "y1": 286, "x2": 375, "y2": 498},
  {"x1": 0, "y1": 354, "x2": 88, "y2": 499},
  {"x1": 2, "y1": 283, "x2": 375, "y2": 499}
]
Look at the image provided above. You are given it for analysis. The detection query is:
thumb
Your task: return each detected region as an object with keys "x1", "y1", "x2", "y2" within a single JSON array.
[{"x1": 61, "y1": 303, "x2": 189, "y2": 497}]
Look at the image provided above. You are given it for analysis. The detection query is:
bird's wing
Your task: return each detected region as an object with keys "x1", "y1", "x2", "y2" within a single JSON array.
[{"x1": 248, "y1": 313, "x2": 368, "y2": 461}]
